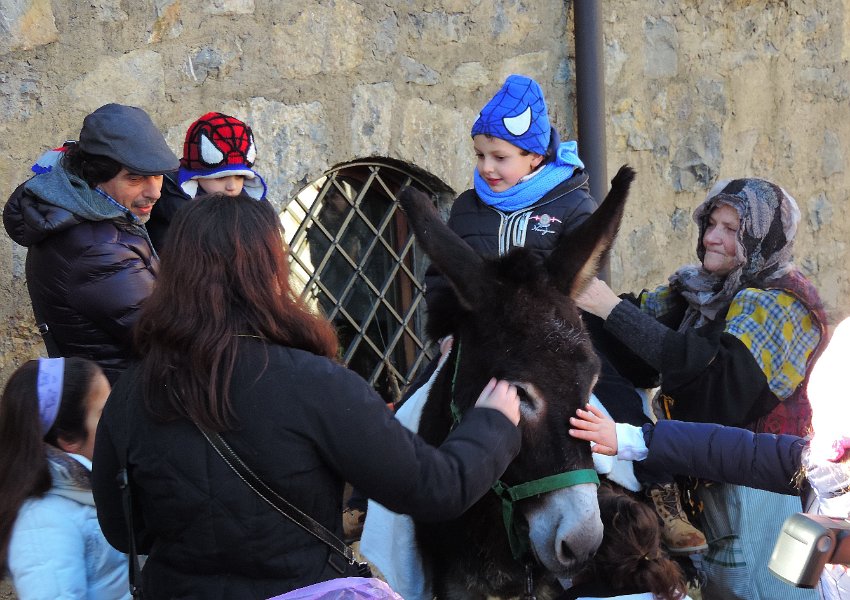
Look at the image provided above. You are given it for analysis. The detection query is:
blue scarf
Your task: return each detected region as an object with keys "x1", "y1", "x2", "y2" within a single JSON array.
[{"x1": 473, "y1": 141, "x2": 585, "y2": 212}]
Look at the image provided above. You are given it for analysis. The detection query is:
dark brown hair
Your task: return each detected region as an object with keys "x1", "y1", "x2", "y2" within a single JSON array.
[
  {"x1": 62, "y1": 144, "x2": 123, "y2": 187},
  {"x1": 572, "y1": 484, "x2": 689, "y2": 600},
  {"x1": 0, "y1": 357, "x2": 102, "y2": 567},
  {"x1": 134, "y1": 193, "x2": 338, "y2": 431}
]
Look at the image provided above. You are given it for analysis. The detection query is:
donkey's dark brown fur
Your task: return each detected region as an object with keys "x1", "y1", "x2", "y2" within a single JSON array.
[{"x1": 398, "y1": 166, "x2": 636, "y2": 600}]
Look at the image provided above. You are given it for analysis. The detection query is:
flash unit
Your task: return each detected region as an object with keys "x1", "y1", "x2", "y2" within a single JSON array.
[{"x1": 769, "y1": 513, "x2": 850, "y2": 588}]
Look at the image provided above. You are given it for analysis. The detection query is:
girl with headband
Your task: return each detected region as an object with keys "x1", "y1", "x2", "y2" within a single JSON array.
[{"x1": 0, "y1": 357, "x2": 129, "y2": 599}]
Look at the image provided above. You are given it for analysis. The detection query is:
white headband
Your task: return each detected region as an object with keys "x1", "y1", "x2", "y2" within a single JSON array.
[{"x1": 37, "y1": 358, "x2": 65, "y2": 435}]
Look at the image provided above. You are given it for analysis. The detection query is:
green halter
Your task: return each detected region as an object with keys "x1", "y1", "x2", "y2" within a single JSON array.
[{"x1": 449, "y1": 341, "x2": 600, "y2": 561}]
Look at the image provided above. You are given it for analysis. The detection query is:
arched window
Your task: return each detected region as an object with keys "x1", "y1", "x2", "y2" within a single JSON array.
[{"x1": 281, "y1": 159, "x2": 452, "y2": 405}]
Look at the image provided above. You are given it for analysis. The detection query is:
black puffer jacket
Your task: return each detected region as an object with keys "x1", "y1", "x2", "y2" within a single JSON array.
[
  {"x1": 145, "y1": 173, "x2": 191, "y2": 253},
  {"x1": 447, "y1": 171, "x2": 594, "y2": 258},
  {"x1": 92, "y1": 339, "x2": 520, "y2": 599},
  {"x1": 3, "y1": 167, "x2": 158, "y2": 383},
  {"x1": 424, "y1": 172, "x2": 596, "y2": 309}
]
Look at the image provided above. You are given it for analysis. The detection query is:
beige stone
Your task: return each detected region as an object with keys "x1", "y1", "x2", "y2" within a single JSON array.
[
  {"x1": 350, "y1": 82, "x2": 396, "y2": 157},
  {"x1": 0, "y1": 0, "x2": 58, "y2": 52},
  {"x1": 63, "y1": 50, "x2": 166, "y2": 113},
  {"x1": 398, "y1": 98, "x2": 478, "y2": 195},
  {"x1": 90, "y1": 0, "x2": 128, "y2": 22},
  {"x1": 451, "y1": 62, "x2": 490, "y2": 91},
  {"x1": 269, "y1": 0, "x2": 365, "y2": 78},
  {"x1": 149, "y1": 0, "x2": 182, "y2": 43},
  {"x1": 202, "y1": 0, "x2": 253, "y2": 15},
  {"x1": 243, "y1": 97, "x2": 331, "y2": 211}
]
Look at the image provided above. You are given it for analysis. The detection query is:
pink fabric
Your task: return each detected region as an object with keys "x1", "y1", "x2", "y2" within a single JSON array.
[
  {"x1": 828, "y1": 438, "x2": 850, "y2": 463},
  {"x1": 266, "y1": 577, "x2": 403, "y2": 600}
]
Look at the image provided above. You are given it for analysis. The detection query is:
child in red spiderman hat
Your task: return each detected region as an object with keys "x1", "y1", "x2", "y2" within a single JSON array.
[
  {"x1": 147, "y1": 112, "x2": 268, "y2": 252},
  {"x1": 177, "y1": 112, "x2": 267, "y2": 200}
]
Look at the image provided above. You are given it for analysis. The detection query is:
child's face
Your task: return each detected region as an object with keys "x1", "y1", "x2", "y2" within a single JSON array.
[
  {"x1": 473, "y1": 135, "x2": 544, "y2": 193},
  {"x1": 198, "y1": 174, "x2": 246, "y2": 196}
]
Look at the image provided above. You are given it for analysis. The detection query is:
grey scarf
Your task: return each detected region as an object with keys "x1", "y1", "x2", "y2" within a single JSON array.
[
  {"x1": 45, "y1": 444, "x2": 95, "y2": 507},
  {"x1": 23, "y1": 159, "x2": 156, "y2": 252}
]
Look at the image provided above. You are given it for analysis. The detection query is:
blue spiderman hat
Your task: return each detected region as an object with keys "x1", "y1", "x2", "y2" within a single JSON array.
[{"x1": 471, "y1": 74, "x2": 551, "y2": 155}]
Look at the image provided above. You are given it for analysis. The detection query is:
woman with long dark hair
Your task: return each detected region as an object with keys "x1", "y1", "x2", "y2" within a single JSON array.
[
  {"x1": 0, "y1": 357, "x2": 128, "y2": 599},
  {"x1": 92, "y1": 193, "x2": 521, "y2": 599}
]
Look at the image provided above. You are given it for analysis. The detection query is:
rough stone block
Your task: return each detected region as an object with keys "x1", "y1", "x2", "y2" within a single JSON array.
[
  {"x1": 822, "y1": 130, "x2": 844, "y2": 178},
  {"x1": 398, "y1": 98, "x2": 474, "y2": 194},
  {"x1": 644, "y1": 17, "x2": 678, "y2": 79},
  {"x1": 399, "y1": 56, "x2": 438, "y2": 85},
  {"x1": 63, "y1": 50, "x2": 165, "y2": 112},
  {"x1": 0, "y1": 0, "x2": 58, "y2": 52},
  {"x1": 243, "y1": 97, "x2": 331, "y2": 211},
  {"x1": 90, "y1": 0, "x2": 128, "y2": 22},
  {"x1": 350, "y1": 82, "x2": 395, "y2": 157},
  {"x1": 202, "y1": 0, "x2": 254, "y2": 15},
  {"x1": 149, "y1": 0, "x2": 182, "y2": 42},
  {"x1": 451, "y1": 62, "x2": 490, "y2": 91},
  {"x1": 269, "y1": 0, "x2": 365, "y2": 78}
]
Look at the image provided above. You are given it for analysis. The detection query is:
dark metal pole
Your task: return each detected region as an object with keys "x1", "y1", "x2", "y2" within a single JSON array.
[{"x1": 573, "y1": 0, "x2": 610, "y2": 281}]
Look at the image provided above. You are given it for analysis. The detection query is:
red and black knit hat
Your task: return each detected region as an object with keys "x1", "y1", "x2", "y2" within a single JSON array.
[{"x1": 177, "y1": 112, "x2": 267, "y2": 200}]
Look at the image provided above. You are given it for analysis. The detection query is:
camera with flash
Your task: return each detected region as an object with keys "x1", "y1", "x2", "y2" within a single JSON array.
[{"x1": 769, "y1": 513, "x2": 850, "y2": 588}]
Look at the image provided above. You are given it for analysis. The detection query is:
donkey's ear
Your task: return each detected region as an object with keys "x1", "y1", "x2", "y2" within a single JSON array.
[
  {"x1": 545, "y1": 166, "x2": 635, "y2": 298},
  {"x1": 398, "y1": 187, "x2": 487, "y2": 310}
]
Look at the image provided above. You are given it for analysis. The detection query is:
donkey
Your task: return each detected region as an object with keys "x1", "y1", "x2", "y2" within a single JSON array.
[{"x1": 397, "y1": 165, "x2": 636, "y2": 599}]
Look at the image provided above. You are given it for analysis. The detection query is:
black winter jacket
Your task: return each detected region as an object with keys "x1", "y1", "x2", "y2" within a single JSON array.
[
  {"x1": 4, "y1": 172, "x2": 158, "y2": 383},
  {"x1": 424, "y1": 171, "x2": 595, "y2": 304},
  {"x1": 92, "y1": 339, "x2": 520, "y2": 599},
  {"x1": 145, "y1": 174, "x2": 191, "y2": 253}
]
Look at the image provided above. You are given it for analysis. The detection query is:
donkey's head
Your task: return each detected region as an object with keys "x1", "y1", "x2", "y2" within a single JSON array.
[{"x1": 401, "y1": 166, "x2": 635, "y2": 579}]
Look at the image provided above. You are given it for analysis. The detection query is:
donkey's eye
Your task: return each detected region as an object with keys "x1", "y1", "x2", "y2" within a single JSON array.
[{"x1": 512, "y1": 382, "x2": 542, "y2": 418}]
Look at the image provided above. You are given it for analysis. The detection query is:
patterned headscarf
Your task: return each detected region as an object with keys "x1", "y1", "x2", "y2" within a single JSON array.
[{"x1": 670, "y1": 178, "x2": 801, "y2": 326}]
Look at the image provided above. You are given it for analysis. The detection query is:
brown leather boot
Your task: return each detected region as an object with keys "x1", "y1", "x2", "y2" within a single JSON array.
[{"x1": 647, "y1": 483, "x2": 708, "y2": 555}]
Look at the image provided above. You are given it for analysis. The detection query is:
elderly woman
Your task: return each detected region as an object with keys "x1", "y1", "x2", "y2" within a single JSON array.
[{"x1": 577, "y1": 178, "x2": 827, "y2": 600}]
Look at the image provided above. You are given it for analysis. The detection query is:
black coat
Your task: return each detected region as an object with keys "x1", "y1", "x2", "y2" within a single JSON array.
[
  {"x1": 145, "y1": 174, "x2": 191, "y2": 254},
  {"x1": 424, "y1": 171, "x2": 595, "y2": 304},
  {"x1": 92, "y1": 339, "x2": 520, "y2": 599},
  {"x1": 4, "y1": 180, "x2": 157, "y2": 383}
]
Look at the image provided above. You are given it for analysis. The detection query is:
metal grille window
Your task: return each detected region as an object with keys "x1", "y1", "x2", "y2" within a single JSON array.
[{"x1": 282, "y1": 160, "x2": 452, "y2": 404}]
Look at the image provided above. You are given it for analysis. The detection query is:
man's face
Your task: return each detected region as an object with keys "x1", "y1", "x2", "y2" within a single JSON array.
[{"x1": 98, "y1": 168, "x2": 163, "y2": 223}]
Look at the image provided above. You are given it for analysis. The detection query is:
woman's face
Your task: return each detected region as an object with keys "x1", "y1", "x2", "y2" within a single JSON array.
[
  {"x1": 702, "y1": 203, "x2": 741, "y2": 276},
  {"x1": 78, "y1": 371, "x2": 111, "y2": 460}
]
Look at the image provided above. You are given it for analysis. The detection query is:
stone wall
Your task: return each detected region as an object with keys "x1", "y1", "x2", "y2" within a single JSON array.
[{"x1": 1, "y1": 0, "x2": 849, "y2": 384}]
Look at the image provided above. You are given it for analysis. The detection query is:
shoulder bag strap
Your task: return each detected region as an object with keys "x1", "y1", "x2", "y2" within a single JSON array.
[
  {"x1": 115, "y1": 379, "x2": 144, "y2": 598},
  {"x1": 194, "y1": 422, "x2": 371, "y2": 576}
]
